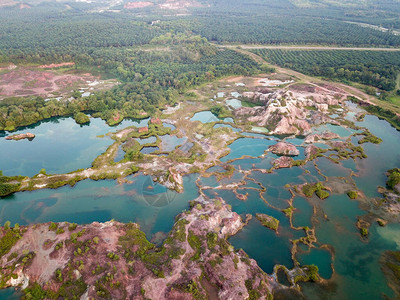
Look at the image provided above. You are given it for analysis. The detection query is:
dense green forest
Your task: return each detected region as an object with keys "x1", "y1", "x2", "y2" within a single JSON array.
[
  {"x1": 0, "y1": 34, "x2": 261, "y2": 131},
  {"x1": 1, "y1": 0, "x2": 400, "y2": 58},
  {"x1": 185, "y1": 16, "x2": 400, "y2": 46},
  {"x1": 253, "y1": 49, "x2": 400, "y2": 92},
  {"x1": 1, "y1": 0, "x2": 400, "y2": 130},
  {"x1": 180, "y1": 0, "x2": 400, "y2": 46}
]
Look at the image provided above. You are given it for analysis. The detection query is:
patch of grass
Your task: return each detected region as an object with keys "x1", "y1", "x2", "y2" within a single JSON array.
[
  {"x1": 174, "y1": 279, "x2": 206, "y2": 300},
  {"x1": 118, "y1": 221, "x2": 187, "y2": 277},
  {"x1": 347, "y1": 190, "x2": 358, "y2": 199},
  {"x1": 188, "y1": 230, "x2": 203, "y2": 261},
  {"x1": 292, "y1": 160, "x2": 306, "y2": 167},
  {"x1": 358, "y1": 129, "x2": 382, "y2": 145},
  {"x1": 119, "y1": 223, "x2": 154, "y2": 259},
  {"x1": 48, "y1": 222, "x2": 58, "y2": 231},
  {"x1": 255, "y1": 213, "x2": 279, "y2": 231},
  {"x1": 0, "y1": 229, "x2": 22, "y2": 258},
  {"x1": 282, "y1": 206, "x2": 294, "y2": 218},
  {"x1": 210, "y1": 105, "x2": 232, "y2": 118},
  {"x1": 56, "y1": 227, "x2": 65, "y2": 235},
  {"x1": 360, "y1": 227, "x2": 369, "y2": 237},
  {"x1": 302, "y1": 182, "x2": 330, "y2": 199},
  {"x1": 304, "y1": 105, "x2": 317, "y2": 111},
  {"x1": 68, "y1": 223, "x2": 78, "y2": 231},
  {"x1": 245, "y1": 279, "x2": 261, "y2": 300},
  {"x1": 206, "y1": 232, "x2": 218, "y2": 249},
  {"x1": 315, "y1": 189, "x2": 330, "y2": 200},
  {"x1": 241, "y1": 99, "x2": 260, "y2": 107}
]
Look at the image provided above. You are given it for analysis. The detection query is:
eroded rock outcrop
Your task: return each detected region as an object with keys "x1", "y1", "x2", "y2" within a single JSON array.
[
  {"x1": 236, "y1": 85, "x2": 346, "y2": 135},
  {"x1": 273, "y1": 156, "x2": 294, "y2": 168},
  {"x1": 305, "y1": 131, "x2": 340, "y2": 144},
  {"x1": 305, "y1": 145, "x2": 320, "y2": 160},
  {"x1": 269, "y1": 142, "x2": 299, "y2": 156}
]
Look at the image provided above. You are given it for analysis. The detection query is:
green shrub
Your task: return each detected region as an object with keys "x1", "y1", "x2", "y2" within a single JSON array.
[
  {"x1": 68, "y1": 223, "x2": 78, "y2": 231},
  {"x1": 302, "y1": 182, "x2": 330, "y2": 199},
  {"x1": 0, "y1": 182, "x2": 20, "y2": 196},
  {"x1": 4, "y1": 221, "x2": 10, "y2": 230},
  {"x1": 316, "y1": 189, "x2": 330, "y2": 200},
  {"x1": 74, "y1": 112, "x2": 90, "y2": 125},
  {"x1": 358, "y1": 129, "x2": 382, "y2": 144},
  {"x1": 0, "y1": 229, "x2": 22, "y2": 257},
  {"x1": 304, "y1": 265, "x2": 319, "y2": 282},
  {"x1": 347, "y1": 190, "x2": 358, "y2": 199},
  {"x1": 206, "y1": 232, "x2": 218, "y2": 249},
  {"x1": 360, "y1": 228, "x2": 369, "y2": 237},
  {"x1": 255, "y1": 214, "x2": 279, "y2": 231},
  {"x1": 49, "y1": 222, "x2": 58, "y2": 231},
  {"x1": 387, "y1": 169, "x2": 400, "y2": 190}
]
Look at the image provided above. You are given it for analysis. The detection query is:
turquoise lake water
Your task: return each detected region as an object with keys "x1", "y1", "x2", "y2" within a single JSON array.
[
  {"x1": 226, "y1": 99, "x2": 242, "y2": 109},
  {"x1": 0, "y1": 174, "x2": 198, "y2": 238},
  {"x1": 190, "y1": 111, "x2": 232, "y2": 123},
  {"x1": 0, "y1": 117, "x2": 149, "y2": 177},
  {"x1": 1, "y1": 102, "x2": 400, "y2": 299},
  {"x1": 220, "y1": 138, "x2": 276, "y2": 162},
  {"x1": 140, "y1": 146, "x2": 159, "y2": 154},
  {"x1": 0, "y1": 289, "x2": 21, "y2": 300},
  {"x1": 137, "y1": 136, "x2": 157, "y2": 145}
]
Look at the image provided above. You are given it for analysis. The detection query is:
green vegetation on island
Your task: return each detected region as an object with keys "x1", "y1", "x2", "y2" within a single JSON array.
[
  {"x1": 73, "y1": 112, "x2": 90, "y2": 125},
  {"x1": 0, "y1": 171, "x2": 23, "y2": 197},
  {"x1": 347, "y1": 190, "x2": 359, "y2": 199},
  {"x1": 302, "y1": 182, "x2": 330, "y2": 199},
  {"x1": 255, "y1": 213, "x2": 280, "y2": 231},
  {"x1": 386, "y1": 168, "x2": 400, "y2": 190}
]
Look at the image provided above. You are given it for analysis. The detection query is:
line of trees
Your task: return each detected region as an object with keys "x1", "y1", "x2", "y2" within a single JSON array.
[{"x1": 254, "y1": 49, "x2": 400, "y2": 91}]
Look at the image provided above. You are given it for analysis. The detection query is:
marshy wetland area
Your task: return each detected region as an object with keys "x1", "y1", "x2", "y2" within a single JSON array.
[{"x1": 1, "y1": 69, "x2": 400, "y2": 300}]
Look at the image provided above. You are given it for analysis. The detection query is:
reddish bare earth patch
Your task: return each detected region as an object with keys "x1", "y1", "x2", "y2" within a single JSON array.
[
  {"x1": 0, "y1": 67, "x2": 114, "y2": 99},
  {"x1": 0, "y1": 0, "x2": 16, "y2": 7},
  {"x1": 19, "y1": 3, "x2": 31, "y2": 9},
  {"x1": 289, "y1": 83, "x2": 316, "y2": 93},
  {"x1": 124, "y1": 1, "x2": 153, "y2": 9}
]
